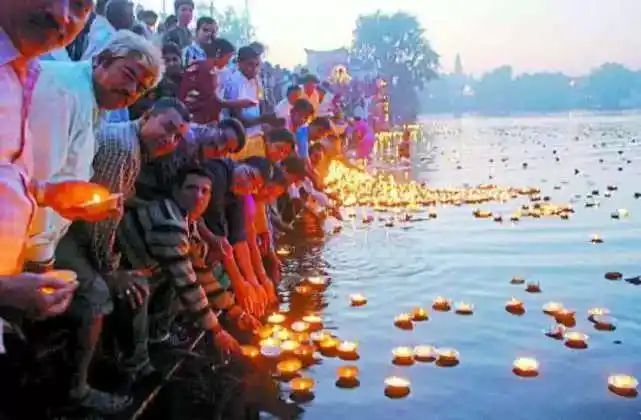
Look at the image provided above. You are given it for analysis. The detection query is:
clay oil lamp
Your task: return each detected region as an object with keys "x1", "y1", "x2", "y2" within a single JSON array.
[
  {"x1": 592, "y1": 315, "x2": 617, "y2": 331},
  {"x1": 505, "y1": 298, "x2": 525, "y2": 315},
  {"x1": 350, "y1": 293, "x2": 368, "y2": 307},
  {"x1": 293, "y1": 344, "x2": 317, "y2": 366},
  {"x1": 337, "y1": 341, "x2": 359, "y2": 361},
  {"x1": 240, "y1": 345, "x2": 259, "y2": 360},
  {"x1": 291, "y1": 321, "x2": 310, "y2": 333},
  {"x1": 542, "y1": 301, "x2": 564, "y2": 316},
  {"x1": 336, "y1": 365, "x2": 360, "y2": 388},
  {"x1": 554, "y1": 309, "x2": 576, "y2": 327},
  {"x1": 587, "y1": 307, "x2": 610, "y2": 322},
  {"x1": 310, "y1": 330, "x2": 331, "y2": 345},
  {"x1": 608, "y1": 374, "x2": 638, "y2": 398},
  {"x1": 306, "y1": 275, "x2": 327, "y2": 290},
  {"x1": 276, "y1": 358, "x2": 302, "y2": 381},
  {"x1": 384, "y1": 376, "x2": 411, "y2": 399},
  {"x1": 319, "y1": 336, "x2": 340, "y2": 357},
  {"x1": 267, "y1": 313, "x2": 286, "y2": 325},
  {"x1": 510, "y1": 276, "x2": 526, "y2": 285},
  {"x1": 513, "y1": 357, "x2": 539, "y2": 378},
  {"x1": 302, "y1": 315, "x2": 323, "y2": 331},
  {"x1": 392, "y1": 346, "x2": 414, "y2": 366},
  {"x1": 290, "y1": 376, "x2": 315, "y2": 402},
  {"x1": 605, "y1": 272, "x2": 623, "y2": 281},
  {"x1": 260, "y1": 338, "x2": 282, "y2": 359},
  {"x1": 564, "y1": 331, "x2": 589, "y2": 349},
  {"x1": 280, "y1": 340, "x2": 301, "y2": 356},
  {"x1": 432, "y1": 296, "x2": 451, "y2": 312},
  {"x1": 455, "y1": 302, "x2": 474, "y2": 315},
  {"x1": 436, "y1": 348, "x2": 460, "y2": 367},
  {"x1": 414, "y1": 345, "x2": 438, "y2": 363},
  {"x1": 590, "y1": 234, "x2": 603, "y2": 244},
  {"x1": 411, "y1": 307, "x2": 429, "y2": 321},
  {"x1": 526, "y1": 282, "x2": 541, "y2": 293},
  {"x1": 394, "y1": 313, "x2": 414, "y2": 330}
]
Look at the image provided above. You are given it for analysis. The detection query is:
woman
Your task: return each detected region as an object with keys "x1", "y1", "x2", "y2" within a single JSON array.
[{"x1": 179, "y1": 38, "x2": 256, "y2": 124}]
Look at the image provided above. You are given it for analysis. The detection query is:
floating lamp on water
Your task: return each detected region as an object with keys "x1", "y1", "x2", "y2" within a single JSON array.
[
  {"x1": 592, "y1": 315, "x2": 617, "y2": 331},
  {"x1": 526, "y1": 282, "x2": 541, "y2": 293},
  {"x1": 432, "y1": 296, "x2": 451, "y2": 311},
  {"x1": 542, "y1": 301, "x2": 564, "y2": 316},
  {"x1": 274, "y1": 329, "x2": 292, "y2": 341},
  {"x1": 310, "y1": 330, "x2": 331, "y2": 344},
  {"x1": 411, "y1": 307, "x2": 429, "y2": 321},
  {"x1": 256, "y1": 325, "x2": 274, "y2": 339},
  {"x1": 554, "y1": 309, "x2": 576, "y2": 327},
  {"x1": 240, "y1": 345, "x2": 259, "y2": 359},
  {"x1": 608, "y1": 374, "x2": 639, "y2": 398},
  {"x1": 384, "y1": 376, "x2": 411, "y2": 399},
  {"x1": 437, "y1": 348, "x2": 460, "y2": 367},
  {"x1": 290, "y1": 321, "x2": 309, "y2": 333},
  {"x1": 455, "y1": 302, "x2": 474, "y2": 315},
  {"x1": 506, "y1": 298, "x2": 525, "y2": 315},
  {"x1": 260, "y1": 340, "x2": 282, "y2": 359},
  {"x1": 294, "y1": 285, "x2": 313, "y2": 295},
  {"x1": 276, "y1": 358, "x2": 303, "y2": 380},
  {"x1": 301, "y1": 314, "x2": 323, "y2": 331},
  {"x1": 267, "y1": 313, "x2": 286, "y2": 325},
  {"x1": 290, "y1": 376, "x2": 315, "y2": 402},
  {"x1": 587, "y1": 307, "x2": 610, "y2": 322},
  {"x1": 605, "y1": 272, "x2": 623, "y2": 281},
  {"x1": 280, "y1": 340, "x2": 301, "y2": 355},
  {"x1": 306, "y1": 275, "x2": 327, "y2": 289},
  {"x1": 511, "y1": 276, "x2": 526, "y2": 285},
  {"x1": 591, "y1": 234, "x2": 604, "y2": 244},
  {"x1": 276, "y1": 247, "x2": 292, "y2": 257},
  {"x1": 544, "y1": 324, "x2": 566, "y2": 340},
  {"x1": 259, "y1": 337, "x2": 280, "y2": 348},
  {"x1": 513, "y1": 357, "x2": 540, "y2": 378},
  {"x1": 319, "y1": 337, "x2": 340, "y2": 356},
  {"x1": 337, "y1": 341, "x2": 359, "y2": 360},
  {"x1": 293, "y1": 344, "x2": 317, "y2": 365},
  {"x1": 394, "y1": 313, "x2": 414, "y2": 330},
  {"x1": 414, "y1": 345, "x2": 438, "y2": 362},
  {"x1": 350, "y1": 293, "x2": 368, "y2": 307},
  {"x1": 336, "y1": 365, "x2": 360, "y2": 388},
  {"x1": 392, "y1": 346, "x2": 414, "y2": 366},
  {"x1": 564, "y1": 331, "x2": 589, "y2": 349}
]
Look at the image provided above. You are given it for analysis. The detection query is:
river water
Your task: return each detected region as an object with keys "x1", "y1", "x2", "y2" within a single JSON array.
[{"x1": 276, "y1": 112, "x2": 641, "y2": 420}]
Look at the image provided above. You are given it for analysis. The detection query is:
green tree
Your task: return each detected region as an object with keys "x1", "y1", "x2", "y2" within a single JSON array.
[{"x1": 351, "y1": 11, "x2": 439, "y2": 122}]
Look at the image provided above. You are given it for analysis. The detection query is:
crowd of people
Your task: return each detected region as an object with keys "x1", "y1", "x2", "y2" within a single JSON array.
[{"x1": 0, "y1": 0, "x2": 381, "y2": 417}]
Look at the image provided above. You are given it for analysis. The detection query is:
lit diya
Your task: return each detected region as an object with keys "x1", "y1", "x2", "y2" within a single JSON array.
[
  {"x1": 455, "y1": 302, "x2": 474, "y2": 315},
  {"x1": 505, "y1": 298, "x2": 525, "y2": 315},
  {"x1": 336, "y1": 365, "x2": 360, "y2": 388},
  {"x1": 513, "y1": 357, "x2": 539, "y2": 378},
  {"x1": 542, "y1": 301, "x2": 564, "y2": 316},
  {"x1": 384, "y1": 376, "x2": 411, "y2": 399},
  {"x1": 608, "y1": 374, "x2": 639, "y2": 398},
  {"x1": 280, "y1": 340, "x2": 301, "y2": 355},
  {"x1": 290, "y1": 321, "x2": 309, "y2": 333},
  {"x1": 587, "y1": 307, "x2": 610, "y2": 322},
  {"x1": 260, "y1": 339, "x2": 282, "y2": 359},
  {"x1": 436, "y1": 348, "x2": 460, "y2": 367},
  {"x1": 293, "y1": 344, "x2": 317, "y2": 365},
  {"x1": 70, "y1": 191, "x2": 121, "y2": 216},
  {"x1": 319, "y1": 336, "x2": 340, "y2": 356},
  {"x1": 564, "y1": 331, "x2": 589, "y2": 349},
  {"x1": 394, "y1": 313, "x2": 414, "y2": 330},
  {"x1": 310, "y1": 330, "x2": 331, "y2": 344},
  {"x1": 41, "y1": 270, "x2": 77, "y2": 294},
  {"x1": 294, "y1": 285, "x2": 313, "y2": 295},
  {"x1": 337, "y1": 341, "x2": 359, "y2": 360},
  {"x1": 350, "y1": 293, "x2": 368, "y2": 307},
  {"x1": 411, "y1": 307, "x2": 429, "y2": 321},
  {"x1": 592, "y1": 315, "x2": 617, "y2": 331},
  {"x1": 274, "y1": 329, "x2": 292, "y2": 341},
  {"x1": 240, "y1": 345, "x2": 259, "y2": 359},
  {"x1": 276, "y1": 358, "x2": 302, "y2": 380},
  {"x1": 301, "y1": 315, "x2": 323, "y2": 331},
  {"x1": 554, "y1": 309, "x2": 576, "y2": 327},
  {"x1": 392, "y1": 346, "x2": 415, "y2": 366},
  {"x1": 604, "y1": 272, "x2": 623, "y2": 281},
  {"x1": 306, "y1": 275, "x2": 327, "y2": 289},
  {"x1": 414, "y1": 345, "x2": 438, "y2": 362},
  {"x1": 432, "y1": 296, "x2": 451, "y2": 311},
  {"x1": 510, "y1": 276, "x2": 526, "y2": 285},
  {"x1": 590, "y1": 234, "x2": 604, "y2": 244},
  {"x1": 290, "y1": 376, "x2": 315, "y2": 402},
  {"x1": 525, "y1": 282, "x2": 541, "y2": 293},
  {"x1": 473, "y1": 209, "x2": 493, "y2": 218},
  {"x1": 276, "y1": 247, "x2": 292, "y2": 257},
  {"x1": 267, "y1": 313, "x2": 286, "y2": 325}
]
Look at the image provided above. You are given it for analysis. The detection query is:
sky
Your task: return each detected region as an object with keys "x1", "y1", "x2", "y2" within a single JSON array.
[{"x1": 138, "y1": 0, "x2": 641, "y2": 76}]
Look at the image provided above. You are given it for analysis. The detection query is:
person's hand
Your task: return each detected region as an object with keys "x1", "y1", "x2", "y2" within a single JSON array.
[
  {"x1": 261, "y1": 279, "x2": 278, "y2": 306},
  {"x1": 206, "y1": 235, "x2": 233, "y2": 264},
  {"x1": 213, "y1": 329, "x2": 241, "y2": 357},
  {"x1": 0, "y1": 273, "x2": 77, "y2": 319},
  {"x1": 267, "y1": 252, "x2": 282, "y2": 284},
  {"x1": 237, "y1": 312, "x2": 262, "y2": 331},
  {"x1": 106, "y1": 271, "x2": 149, "y2": 310},
  {"x1": 235, "y1": 281, "x2": 258, "y2": 315},
  {"x1": 237, "y1": 98, "x2": 259, "y2": 109},
  {"x1": 39, "y1": 181, "x2": 121, "y2": 222},
  {"x1": 257, "y1": 232, "x2": 271, "y2": 256},
  {"x1": 245, "y1": 279, "x2": 266, "y2": 317}
]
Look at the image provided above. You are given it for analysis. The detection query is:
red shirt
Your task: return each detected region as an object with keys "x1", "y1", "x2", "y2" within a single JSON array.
[{"x1": 179, "y1": 60, "x2": 222, "y2": 124}]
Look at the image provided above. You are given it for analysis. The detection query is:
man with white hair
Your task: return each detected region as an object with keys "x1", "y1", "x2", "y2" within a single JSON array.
[{"x1": 27, "y1": 29, "x2": 163, "y2": 415}]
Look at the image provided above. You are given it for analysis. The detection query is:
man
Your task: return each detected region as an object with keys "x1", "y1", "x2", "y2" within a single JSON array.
[
  {"x1": 197, "y1": 118, "x2": 247, "y2": 160},
  {"x1": 115, "y1": 166, "x2": 246, "y2": 380},
  {"x1": 199, "y1": 157, "x2": 277, "y2": 316},
  {"x1": 275, "y1": 85, "x2": 303, "y2": 121},
  {"x1": 182, "y1": 16, "x2": 218, "y2": 67},
  {"x1": 296, "y1": 116, "x2": 333, "y2": 160},
  {"x1": 0, "y1": 0, "x2": 92, "y2": 312},
  {"x1": 225, "y1": 46, "x2": 283, "y2": 160},
  {"x1": 288, "y1": 97, "x2": 315, "y2": 133},
  {"x1": 163, "y1": 0, "x2": 194, "y2": 49},
  {"x1": 302, "y1": 74, "x2": 321, "y2": 113},
  {"x1": 82, "y1": 0, "x2": 135, "y2": 60},
  {"x1": 29, "y1": 31, "x2": 163, "y2": 415}
]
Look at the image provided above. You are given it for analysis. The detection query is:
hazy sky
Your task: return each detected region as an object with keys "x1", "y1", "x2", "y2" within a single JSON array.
[{"x1": 138, "y1": 0, "x2": 641, "y2": 76}]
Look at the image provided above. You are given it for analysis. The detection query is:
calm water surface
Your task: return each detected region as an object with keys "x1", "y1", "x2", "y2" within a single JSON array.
[{"x1": 277, "y1": 112, "x2": 641, "y2": 420}]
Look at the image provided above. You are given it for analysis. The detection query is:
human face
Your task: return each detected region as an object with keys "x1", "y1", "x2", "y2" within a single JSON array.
[
  {"x1": 94, "y1": 55, "x2": 157, "y2": 109},
  {"x1": 254, "y1": 183, "x2": 285, "y2": 203},
  {"x1": 1, "y1": 0, "x2": 93, "y2": 59},
  {"x1": 309, "y1": 126, "x2": 331, "y2": 141},
  {"x1": 265, "y1": 141, "x2": 293, "y2": 163},
  {"x1": 304, "y1": 81, "x2": 317, "y2": 96},
  {"x1": 231, "y1": 165, "x2": 263, "y2": 196},
  {"x1": 221, "y1": 127, "x2": 240, "y2": 155},
  {"x1": 214, "y1": 52, "x2": 233, "y2": 70},
  {"x1": 163, "y1": 52, "x2": 182, "y2": 76},
  {"x1": 174, "y1": 174, "x2": 212, "y2": 219},
  {"x1": 177, "y1": 4, "x2": 193, "y2": 27},
  {"x1": 310, "y1": 149, "x2": 324, "y2": 167},
  {"x1": 288, "y1": 89, "x2": 302, "y2": 105},
  {"x1": 291, "y1": 109, "x2": 312, "y2": 129},
  {"x1": 140, "y1": 108, "x2": 188, "y2": 158},
  {"x1": 239, "y1": 56, "x2": 260, "y2": 80},
  {"x1": 196, "y1": 22, "x2": 216, "y2": 45}
]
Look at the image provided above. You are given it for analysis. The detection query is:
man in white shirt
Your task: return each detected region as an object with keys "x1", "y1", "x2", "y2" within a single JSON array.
[
  {"x1": 275, "y1": 85, "x2": 302, "y2": 120},
  {"x1": 82, "y1": 0, "x2": 135, "y2": 60}
]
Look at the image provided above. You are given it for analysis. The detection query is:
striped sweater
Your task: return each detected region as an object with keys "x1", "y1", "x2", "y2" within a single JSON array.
[{"x1": 116, "y1": 198, "x2": 217, "y2": 331}]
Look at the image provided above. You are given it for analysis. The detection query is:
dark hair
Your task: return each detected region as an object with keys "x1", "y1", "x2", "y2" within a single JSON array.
[
  {"x1": 196, "y1": 16, "x2": 216, "y2": 32},
  {"x1": 292, "y1": 98, "x2": 314, "y2": 115},
  {"x1": 203, "y1": 38, "x2": 235, "y2": 59},
  {"x1": 286, "y1": 85, "x2": 302, "y2": 97},
  {"x1": 269, "y1": 166, "x2": 287, "y2": 188},
  {"x1": 265, "y1": 128, "x2": 295, "y2": 148},
  {"x1": 96, "y1": 0, "x2": 109, "y2": 15},
  {"x1": 131, "y1": 23, "x2": 146, "y2": 37},
  {"x1": 310, "y1": 117, "x2": 332, "y2": 131},
  {"x1": 165, "y1": 15, "x2": 178, "y2": 27},
  {"x1": 249, "y1": 41, "x2": 266, "y2": 56},
  {"x1": 173, "y1": 164, "x2": 211, "y2": 188},
  {"x1": 218, "y1": 118, "x2": 246, "y2": 153},
  {"x1": 105, "y1": 0, "x2": 134, "y2": 30},
  {"x1": 149, "y1": 97, "x2": 191, "y2": 122},
  {"x1": 238, "y1": 46, "x2": 260, "y2": 62},
  {"x1": 309, "y1": 142, "x2": 325, "y2": 156},
  {"x1": 302, "y1": 74, "x2": 320, "y2": 84},
  {"x1": 174, "y1": 0, "x2": 195, "y2": 12},
  {"x1": 161, "y1": 42, "x2": 181, "y2": 57},
  {"x1": 140, "y1": 10, "x2": 158, "y2": 23},
  {"x1": 243, "y1": 156, "x2": 274, "y2": 182},
  {"x1": 280, "y1": 156, "x2": 307, "y2": 179}
]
